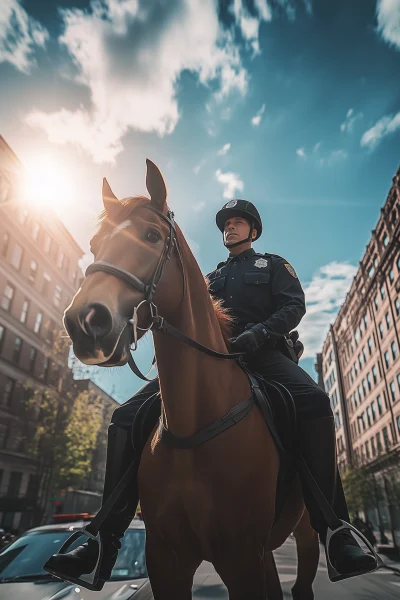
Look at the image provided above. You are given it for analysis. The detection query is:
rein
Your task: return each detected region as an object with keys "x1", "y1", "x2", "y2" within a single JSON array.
[{"x1": 85, "y1": 204, "x2": 244, "y2": 381}]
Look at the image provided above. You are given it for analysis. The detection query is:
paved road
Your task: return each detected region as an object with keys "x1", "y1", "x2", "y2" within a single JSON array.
[{"x1": 192, "y1": 537, "x2": 400, "y2": 599}]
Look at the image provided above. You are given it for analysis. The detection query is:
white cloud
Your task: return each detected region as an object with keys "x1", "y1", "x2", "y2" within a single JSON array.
[
  {"x1": 192, "y1": 201, "x2": 205, "y2": 212},
  {"x1": 217, "y1": 143, "x2": 231, "y2": 156},
  {"x1": 360, "y1": 111, "x2": 400, "y2": 150},
  {"x1": 376, "y1": 0, "x2": 400, "y2": 51},
  {"x1": 296, "y1": 147, "x2": 306, "y2": 158},
  {"x1": 0, "y1": 0, "x2": 49, "y2": 73},
  {"x1": 251, "y1": 103, "x2": 266, "y2": 126},
  {"x1": 313, "y1": 141, "x2": 321, "y2": 153},
  {"x1": 231, "y1": 0, "x2": 272, "y2": 56},
  {"x1": 318, "y1": 149, "x2": 348, "y2": 166},
  {"x1": 215, "y1": 168, "x2": 244, "y2": 199},
  {"x1": 297, "y1": 261, "x2": 357, "y2": 359},
  {"x1": 340, "y1": 108, "x2": 363, "y2": 133},
  {"x1": 25, "y1": 0, "x2": 249, "y2": 164},
  {"x1": 193, "y1": 160, "x2": 206, "y2": 175}
]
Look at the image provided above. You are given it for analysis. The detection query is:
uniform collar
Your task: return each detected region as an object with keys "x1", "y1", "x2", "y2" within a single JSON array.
[{"x1": 227, "y1": 248, "x2": 256, "y2": 262}]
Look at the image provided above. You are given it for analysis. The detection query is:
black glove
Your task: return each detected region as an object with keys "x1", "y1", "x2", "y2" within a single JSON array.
[{"x1": 230, "y1": 323, "x2": 270, "y2": 354}]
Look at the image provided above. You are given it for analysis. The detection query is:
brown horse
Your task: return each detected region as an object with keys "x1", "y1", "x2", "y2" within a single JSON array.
[{"x1": 64, "y1": 160, "x2": 319, "y2": 599}]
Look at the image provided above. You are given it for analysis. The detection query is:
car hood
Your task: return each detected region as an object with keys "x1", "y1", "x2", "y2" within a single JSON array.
[{"x1": 0, "y1": 577, "x2": 149, "y2": 600}]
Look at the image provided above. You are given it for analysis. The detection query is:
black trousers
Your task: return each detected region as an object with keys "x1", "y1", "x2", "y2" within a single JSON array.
[{"x1": 112, "y1": 349, "x2": 332, "y2": 429}]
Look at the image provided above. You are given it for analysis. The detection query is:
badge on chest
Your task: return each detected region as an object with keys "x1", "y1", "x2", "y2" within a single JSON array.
[{"x1": 254, "y1": 258, "x2": 268, "y2": 269}]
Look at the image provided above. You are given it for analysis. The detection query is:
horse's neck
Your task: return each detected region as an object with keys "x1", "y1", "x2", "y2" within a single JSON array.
[{"x1": 154, "y1": 272, "x2": 250, "y2": 437}]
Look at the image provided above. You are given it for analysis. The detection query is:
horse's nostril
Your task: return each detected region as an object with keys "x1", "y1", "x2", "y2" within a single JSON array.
[{"x1": 79, "y1": 303, "x2": 113, "y2": 339}]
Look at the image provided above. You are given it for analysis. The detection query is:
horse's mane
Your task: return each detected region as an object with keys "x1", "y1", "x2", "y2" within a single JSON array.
[{"x1": 92, "y1": 196, "x2": 233, "y2": 345}]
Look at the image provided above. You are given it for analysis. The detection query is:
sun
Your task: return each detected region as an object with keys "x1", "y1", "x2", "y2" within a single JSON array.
[{"x1": 22, "y1": 154, "x2": 74, "y2": 213}]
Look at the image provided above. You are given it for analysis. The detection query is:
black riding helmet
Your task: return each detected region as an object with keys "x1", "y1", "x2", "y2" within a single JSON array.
[{"x1": 216, "y1": 199, "x2": 263, "y2": 241}]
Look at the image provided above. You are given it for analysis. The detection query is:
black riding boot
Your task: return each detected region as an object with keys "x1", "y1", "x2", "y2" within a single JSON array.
[
  {"x1": 44, "y1": 424, "x2": 139, "y2": 589},
  {"x1": 298, "y1": 417, "x2": 377, "y2": 581}
]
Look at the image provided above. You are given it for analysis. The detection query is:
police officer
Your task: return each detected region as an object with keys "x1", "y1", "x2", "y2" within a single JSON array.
[{"x1": 46, "y1": 200, "x2": 376, "y2": 589}]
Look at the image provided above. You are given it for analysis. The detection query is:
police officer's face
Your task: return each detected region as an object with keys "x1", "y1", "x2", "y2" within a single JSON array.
[{"x1": 223, "y1": 217, "x2": 256, "y2": 244}]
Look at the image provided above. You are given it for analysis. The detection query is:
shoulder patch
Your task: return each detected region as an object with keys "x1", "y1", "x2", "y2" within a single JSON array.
[
  {"x1": 254, "y1": 257, "x2": 268, "y2": 268},
  {"x1": 284, "y1": 263, "x2": 298, "y2": 278}
]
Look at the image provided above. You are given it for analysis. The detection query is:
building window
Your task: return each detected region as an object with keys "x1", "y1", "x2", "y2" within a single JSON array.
[
  {"x1": 392, "y1": 341, "x2": 397, "y2": 361},
  {"x1": 44, "y1": 233, "x2": 52, "y2": 254},
  {"x1": 377, "y1": 395, "x2": 383, "y2": 415},
  {"x1": 362, "y1": 347, "x2": 367, "y2": 363},
  {"x1": 29, "y1": 347, "x2": 37, "y2": 374},
  {"x1": 31, "y1": 222, "x2": 40, "y2": 241},
  {"x1": 397, "y1": 256, "x2": 400, "y2": 271},
  {"x1": 13, "y1": 337, "x2": 22, "y2": 363},
  {"x1": 368, "y1": 337, "x2": 373, "y2": 355},
  {"x1": 1, "y1": 232, "x2": 9, "y2": 257},
  {"x1": 1, "y1": 283, "x2": 15, "y2": 311},
  {"x1": 367, "y1": 372, "x2": 372, "y2": 391},
  {"x1": 398, "y1": 373, "x2": 400, "y2": 392},
  {"x1": 3, "y1": 377, "x2": 15, "y2": 406},
  {"x1": 383, "y1": 426, "x2": 390, "y2": 451},
  {"x1": 371, "y1": 401, "x2": 376, "y2": 421},
  {"x1": 397, "y1": 416, "x2": 400, "y2": 435},
  {"x1": 7, "y1": 471, "x2": 22, "y2": 496},
  {"x1": 385, "y1": 312, "x2": 391, "y2": 330},
  {"x1": 42, "y1": 273, "x2": 51, "y2": 297},
  {"x1": 20, "y1": 299, "x2": 29, "y2": 324},
  {"x1": 362, "y1": 379, "x2": 367, "y2": 397},
  {"x1": 0, "y1": 325, "x2": 4, "y2": 352},
  {"x1": 33, "y1": 312, "x2": 43, "y2": 334},
  {"x1": 358, "y1": 354, "x2": 363, "y2": 370},
  {"x1": 11, "y1": 243, "x2": 23, "y2": 270},
  {"x1": 0, "y1": 423, "x2": 8, "y2": 448},
  {"x1": 365, "y1": 440, "x2": 370, "y2": 459},
  {"x1": 29, "y1": 259, "x2": 37, "y2": 282},
  {"x1": 56, "y1": 248, "x2": 64, "y2": 269},
  {"x1": 390, "y1": 381, "x2": 396, "y2": 403},
  {"x1": 395, "y1": 298, "x2": 400, "y2": 317},
  {"x1": 384, "y1": 351, "x2": 390, "y2": 369},
  {"x1": 380, "y1": 284, "x2": 386, "y2": 300},
  {"x1": 366, "y1": 406, "x2": 371, "y2": 426},
  {"x1": 376, "y1": 431, "x2": 382, "y2": 453},
  {"x1": 374, "y1": 295, "x2": 379, "y2": 311},
  {"x1": 389, "y1": 269, "x2": 394, "y2": 284},
  {"x1": 369, "y1": 266, "x2": 375, "y2": 279},
  {"x1": 383, "y1": 233, "x2": 389, "y2": 247},
  {"x1": 379, "y1": 322, "x2": 384, "y2": 339},
  {"x1": 53, "y1": 285, "x2": 62, "y2": 307},
  {"x1": 43, "y1": 357, "x2": 50, "y2": 382},
  {"x1": 371, "y1": 436, "x2": 376, "y2": 456},
  {"x1": 18, "y1": 207, "x2": 28, "y2": 226}
]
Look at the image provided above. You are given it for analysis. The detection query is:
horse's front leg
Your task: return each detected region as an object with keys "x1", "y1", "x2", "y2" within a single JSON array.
[
  {"x1": 145, "y1": 532, "x2": 201, "y2": 600},
  {"x1": 214, "y1": 546, "x2": 283, "y2": 600}
]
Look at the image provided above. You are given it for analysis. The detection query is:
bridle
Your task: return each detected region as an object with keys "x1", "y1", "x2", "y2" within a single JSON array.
[{"x1": 85, "y1": 204, "x2": 244, "y2": 380}]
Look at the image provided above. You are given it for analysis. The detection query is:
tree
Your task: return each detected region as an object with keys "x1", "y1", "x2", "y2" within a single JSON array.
[
  {"x1": 341, "y1": 467, "x2": 381, "y2": 516},
  {"x1": 23, "y1": 331, "x2": 103, "y2": 525}
]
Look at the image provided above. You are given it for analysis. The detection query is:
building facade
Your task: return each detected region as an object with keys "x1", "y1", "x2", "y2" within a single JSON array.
[
  {"x1": 0, "y1": 136, "x2": 85, "y2": 532},
  {"x1": 318, "y1": 165, "x2": 400, "y2": 549}
]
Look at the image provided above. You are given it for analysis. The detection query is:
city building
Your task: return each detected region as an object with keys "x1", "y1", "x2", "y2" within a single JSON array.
[
  {"x1": 0, "y1": 135, "x2": 85, "y2": 531},
  {"x1": 318, "y1": 165, "x2": 400, "y2": 549}
]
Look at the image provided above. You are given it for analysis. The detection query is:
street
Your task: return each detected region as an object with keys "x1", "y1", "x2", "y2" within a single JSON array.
[{"x1": 192, "y1": 537, "x2": 400, "y2": 599}]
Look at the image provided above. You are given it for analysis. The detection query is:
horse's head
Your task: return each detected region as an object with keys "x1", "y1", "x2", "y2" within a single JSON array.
[{"x1": 64, "y1": 160, "x2": 184, "y2": 367}]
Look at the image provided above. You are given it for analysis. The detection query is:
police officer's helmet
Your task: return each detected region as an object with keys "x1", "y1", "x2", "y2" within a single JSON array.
[{"x1": 216, "y1": 199, "x2": 262, "y2": 240}]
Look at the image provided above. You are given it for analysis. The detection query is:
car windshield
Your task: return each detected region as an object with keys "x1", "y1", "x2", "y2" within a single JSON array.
[{"x1": 0, "y1": 528, "x2": 147, "y2": 582}]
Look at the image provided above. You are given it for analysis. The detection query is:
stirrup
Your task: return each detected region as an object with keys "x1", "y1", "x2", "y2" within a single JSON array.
[
  {"x1": 325, "y1": 520, "x2": 384, "y2": 582},
  {"x1": 44, "y1": 528, "x2": 105, "y2": 592}
]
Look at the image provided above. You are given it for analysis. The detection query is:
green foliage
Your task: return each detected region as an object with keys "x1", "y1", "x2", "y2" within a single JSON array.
[
  {"x1": 341, "y1": 467, "x2": 380, "y2": 515},
  {"x1": 22, "y1": 330, "x2": 104, "y2": 523}
]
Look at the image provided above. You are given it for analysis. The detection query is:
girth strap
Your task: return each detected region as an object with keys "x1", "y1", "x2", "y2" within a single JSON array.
[{"x1": 160, "y1": 395, "x2": 255, "y2": 449}]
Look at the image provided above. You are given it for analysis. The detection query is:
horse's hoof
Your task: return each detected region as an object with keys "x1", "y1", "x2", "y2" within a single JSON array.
[{"x1": 291, "y1": 587, "x2": 314, "y2": 600}]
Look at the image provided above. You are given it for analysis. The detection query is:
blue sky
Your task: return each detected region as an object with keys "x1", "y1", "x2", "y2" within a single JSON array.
[{"x1": 1, "y1": 0, "x2": 400, "y2": 402}]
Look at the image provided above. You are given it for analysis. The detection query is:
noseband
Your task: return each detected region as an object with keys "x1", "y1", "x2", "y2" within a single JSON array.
[{"x1": 85, "y1": 204, "x2": 243, "y2": 380}]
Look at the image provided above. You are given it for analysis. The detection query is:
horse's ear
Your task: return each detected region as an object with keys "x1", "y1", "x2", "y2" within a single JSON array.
[
  {"x1": 146, "y1": 159, "x2": 167, "y2": 211},
  {"x1": 102, "y1": 178, "x2": 120, "y2": 218}
]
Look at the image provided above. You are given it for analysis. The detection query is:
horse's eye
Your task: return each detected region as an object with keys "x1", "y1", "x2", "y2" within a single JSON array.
[{"x1": 146, "y1": 230, "x2": 161, "y2": 243}]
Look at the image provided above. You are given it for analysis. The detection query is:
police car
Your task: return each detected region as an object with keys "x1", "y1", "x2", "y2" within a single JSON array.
[{"x1": 0, "y1": 515, "x2": 153, "y2": 599}]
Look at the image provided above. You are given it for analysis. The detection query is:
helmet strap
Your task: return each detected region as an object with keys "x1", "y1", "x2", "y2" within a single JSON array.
[{"x1": 224, "y1": 220, "x2": 255, "y2": 249}]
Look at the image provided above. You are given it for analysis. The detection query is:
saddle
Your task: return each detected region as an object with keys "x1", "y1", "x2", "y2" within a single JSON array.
[{"x1": 131, "y1": 367, "x2": 298, "y2": 520}]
